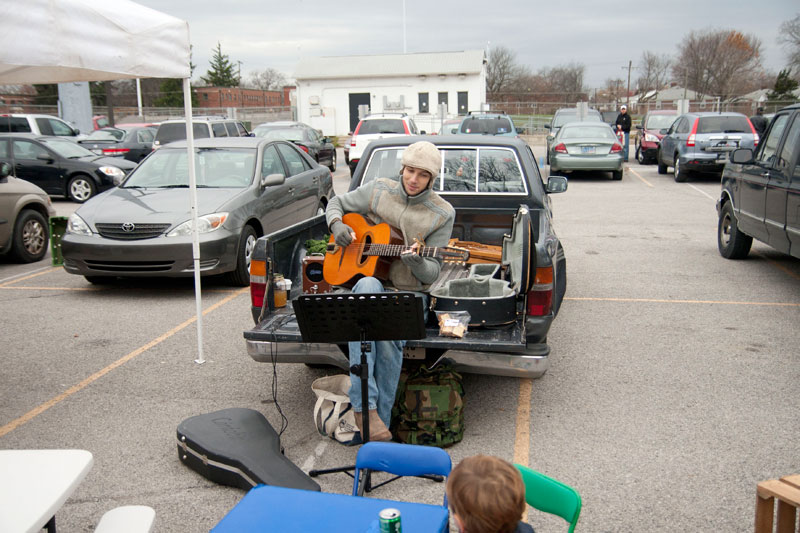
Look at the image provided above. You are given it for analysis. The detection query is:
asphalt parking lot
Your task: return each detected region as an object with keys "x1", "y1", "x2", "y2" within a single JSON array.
[{"x1": 1, "y1": 141, "x2": 798, "y2": 532}]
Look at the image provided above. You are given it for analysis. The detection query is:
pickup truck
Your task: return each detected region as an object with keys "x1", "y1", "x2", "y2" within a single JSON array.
[
  {"x1": 244, "y1": 135, "x2": 568, "y2": 378},
  {"x1": 717, "y1": 103, "x2": 800, "y2": 260}
]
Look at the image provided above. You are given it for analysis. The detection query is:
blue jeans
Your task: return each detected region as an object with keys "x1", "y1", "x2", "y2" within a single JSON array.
[
  {"x1": 623, "y1": 131, "x2": 630, "y2": 161},
  {"x1": 347, "y1": 277, "x2": 427, "y2": 427}
]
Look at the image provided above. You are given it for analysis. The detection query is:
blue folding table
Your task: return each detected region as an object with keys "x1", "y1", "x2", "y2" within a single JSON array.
[{"x1": 212, "y1": 484, "x2": 449, "y2": 532}]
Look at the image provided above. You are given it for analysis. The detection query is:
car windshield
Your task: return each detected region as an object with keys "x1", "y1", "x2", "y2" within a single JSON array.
[
  {"x1": 459, "y1": 117, "x2": 514, "y2": 135},
  {"x1": 122, "y1": 147, "x2": 256, "y2": 188},
  {"x1": 358, "y1": 119, "x2": 406, "y2": 135},
  {"x1": 155, "y1": 122, "x2": 211, "y2": 144},
  {"x1": 40, "y1": 138, "x2": 96, "y2": 158},
  {"x1": 697, "y1": 116, "x2": 752, "y2": 134},
  {"x1": 560, "y1": 125, "x2": 617, "y2": 141},
  {"x1": 85, "y1": 128, "x2": 126, "y2": 141},
  {"x1": 644, "y1": 114, "x2": 678, "y2": 129},
  {"x1": 255, "y1": 128, "x2": 304, "y2": 142}
]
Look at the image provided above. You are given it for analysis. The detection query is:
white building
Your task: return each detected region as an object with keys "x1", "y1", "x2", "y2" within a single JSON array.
[{"x1": 293, "y1": 50, "x2": 487, "y2": 136}]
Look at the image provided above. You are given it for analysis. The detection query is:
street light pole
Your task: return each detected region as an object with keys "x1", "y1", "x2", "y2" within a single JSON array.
[{"x1": 625, "y1": 60, "x2": 632, "y2": 107}]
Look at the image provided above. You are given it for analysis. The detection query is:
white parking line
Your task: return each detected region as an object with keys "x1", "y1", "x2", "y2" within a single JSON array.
[
  {"x1": 626, "y1": 167, "x2": 654, "y2": 188},
  {"x1": 689, "y1": 184, "x2": 715, "y2": 201},
  {"x1": 0, "y1": 265, "x2": 53, "y2": 284}
]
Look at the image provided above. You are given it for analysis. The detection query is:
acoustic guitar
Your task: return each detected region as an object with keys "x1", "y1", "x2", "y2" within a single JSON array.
[{"x1": 323, "y1": 213, "x2": 470, "y2": 286}]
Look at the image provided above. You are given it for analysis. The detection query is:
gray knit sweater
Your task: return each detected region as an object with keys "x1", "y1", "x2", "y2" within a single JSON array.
[{"x1": 325, "y1": 178, "x2": 455, "y2": 291}]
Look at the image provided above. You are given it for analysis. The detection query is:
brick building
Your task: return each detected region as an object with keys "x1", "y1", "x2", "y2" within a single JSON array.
[{"x1": 193, "y1": 85, "x2": 295, "y2": 108}]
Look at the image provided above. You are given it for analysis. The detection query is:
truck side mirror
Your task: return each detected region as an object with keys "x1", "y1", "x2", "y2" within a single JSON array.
[
  {"x1": 730, "y1": 148, "x2": 754, "y2": 164},
  {"x1": 0, "y1": 161, "x2": 11, "y2": 179},
  {"x1": 546, "y1": 175, "x2": 568, "y2": 194}
]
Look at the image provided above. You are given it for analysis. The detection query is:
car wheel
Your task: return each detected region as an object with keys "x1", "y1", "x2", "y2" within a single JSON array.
[
  {"x1": 673, "y1": 155, "x2": 688, "y2": 182},
  {"x1": 10, "y1": 209, "x2": 48, "y2": 263},
  {"x1": 328, "y1": 153, "x2": 336, "y2": 172},
  {"x1": 68, "y1": 175, "x2": 96, "y2": 203},
  {"x1": 717, "y1": 201, "x2": 752, "y2": 259},
  {"x1": 224, "y1": 225, "x2": 258, "y2": 286},
  {"x1": 636, "y1": 145, "x2": 646, "y2": 164},
  {"x1": 657, "y1": 149, "x2": 668, "y2": 174},
  {"x1": 612, "y1": 169, "x2": 623, "y2": 180}
]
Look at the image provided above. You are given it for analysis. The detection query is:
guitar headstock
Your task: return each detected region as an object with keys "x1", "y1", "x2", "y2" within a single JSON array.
[{"x1": 441, "y1": 246, "x2": 470, "y2": 264}]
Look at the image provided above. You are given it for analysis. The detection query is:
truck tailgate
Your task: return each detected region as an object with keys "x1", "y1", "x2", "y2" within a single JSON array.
[{"x1": 244, "y1": 307, "x2": 527, "y2": 352}]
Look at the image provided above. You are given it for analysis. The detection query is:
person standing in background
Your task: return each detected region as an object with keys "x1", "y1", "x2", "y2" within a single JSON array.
[
  {"x1": 750, "y1": 107, "x2": 768, "y2": 138},
  {"x1": 615, "y1": 104, "x2": 632, "y2": 162}
]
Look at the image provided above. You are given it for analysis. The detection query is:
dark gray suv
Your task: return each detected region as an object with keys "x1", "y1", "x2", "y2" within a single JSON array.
[
  {"x1": 716, "y1": 104, "x2": 800, "y2": 260},
  {"x1": 657, "y1": 112, "x2": 757, "y2": 182}
]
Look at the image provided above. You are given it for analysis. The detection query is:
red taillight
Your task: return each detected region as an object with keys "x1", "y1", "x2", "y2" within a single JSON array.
[
  {"x1": 101, "y1": 148, "x2": 130, "y2": 155},
  {"x1": 298, "y1": 145, "x2": 309, "y2": 153},
  {"x1": 526, "y1": 267, "x2": 554, "y2": 316},
  {"x1": 351, "y1": 122, "x2": 363, "y2": 146},
  {"x1": 250, "y1": 259, "x2": 267, "y2": 308},
  {"x1": 554, "y1": 143, "x2": 567, "y2": 154},
  {"x1": 610, "y1": 143, "x2": 622, "y2": 153},
  {"x1": 686, "y1": 118, "x2": 699, "y2": 147},
  {"x1": 747, "y1": 118, "x2": 759, "y2": 147},
  {"x1": 403, "y1": 121, "x2": 410, "y2": 134}
]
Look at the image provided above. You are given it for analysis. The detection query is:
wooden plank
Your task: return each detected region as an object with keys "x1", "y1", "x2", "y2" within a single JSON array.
[
  {"x1": 775, "y1": 499, "x2": 796, "y2": 533},
  {"x1": 758, "y1": 479, "x2": 800, "y2": 506},
  {"x1": 755, "y1": 494, "x2": 775, "y2": 533},
  {"x1": 781, "y1": 475, "x2": 800, "y2": 490}
]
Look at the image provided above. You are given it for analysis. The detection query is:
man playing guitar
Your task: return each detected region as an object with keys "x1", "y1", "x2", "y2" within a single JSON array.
[{"x1": 325, "y1": 141, "x2": 455, "y2": 441}]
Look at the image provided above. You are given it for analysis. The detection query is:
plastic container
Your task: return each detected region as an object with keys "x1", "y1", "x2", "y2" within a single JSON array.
[{"x1": 273, "y1": 274, "x2": 287, "y2": 308}]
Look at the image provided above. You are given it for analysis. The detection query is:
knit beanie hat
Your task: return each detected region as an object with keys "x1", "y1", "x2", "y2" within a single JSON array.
[{"x1": 401, "y1": 141, "x2": 442, "y2": 182}]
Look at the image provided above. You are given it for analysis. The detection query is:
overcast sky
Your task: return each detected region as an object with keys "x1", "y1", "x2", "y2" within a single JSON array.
[{"x1": 134, "y1": 0, "x2": 796, "y2": 89}]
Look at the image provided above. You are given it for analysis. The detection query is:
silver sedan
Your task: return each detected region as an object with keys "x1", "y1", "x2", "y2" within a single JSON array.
[
  {"x1": 549, "y1": 122, "x2": 624, "y2": 180},
  {"x1": 61, "y1": 137, "x2": 335, "y2": 286}
]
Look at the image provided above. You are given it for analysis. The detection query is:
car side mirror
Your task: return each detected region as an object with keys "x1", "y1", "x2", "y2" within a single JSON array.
[
  {"x1": 261, "y1": 173, "x2": 285, "y2": 187},
  {"x1": 659, "y1": 128, "x2": 669, "y2": 135},
  {"x1": 730, "y1": 148, "x2": 754, "y2": 164},
  {"x1": 544, "y1": 124, "x2": 551, "y2": 130},
  {"x1": 73, "y1": 128, "x2": 80, "y2": 135},
  {"x1": 546, "y1": 175, "x2": 568, "y2": 194},
  {"x1": 420, "y1": 130, "x2": 426, "y2": 135},
  {"x1": 36, "y1": 153, "x2": 54, "y2": 162},
  {"x1": 635, "y1": 125, "x2": 642, "y2": 130},
  {"x1": 0, "y1": 161, "x2": 11, "y2": 180}
]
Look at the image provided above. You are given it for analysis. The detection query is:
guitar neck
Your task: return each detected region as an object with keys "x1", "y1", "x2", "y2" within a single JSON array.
[{"x1": 347, "y1": 242, "x2": 442, "y2": 258}]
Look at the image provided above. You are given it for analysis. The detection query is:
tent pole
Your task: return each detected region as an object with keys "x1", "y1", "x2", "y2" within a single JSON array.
[{"x1": 184, "y1": 78, "x2": 205, "y2": 365}]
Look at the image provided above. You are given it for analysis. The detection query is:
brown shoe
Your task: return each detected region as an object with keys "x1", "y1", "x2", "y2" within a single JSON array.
[{"x1": 368, "y1": 410, "x2": 392, "y2": 442}]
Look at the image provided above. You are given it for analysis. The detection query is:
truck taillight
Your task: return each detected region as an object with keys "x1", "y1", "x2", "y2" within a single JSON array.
[
  {"x1": 250, "y1": 259, "x2": 267, "y2": 308},
  {"x1": 747, "y1": 118, "x2": 759, "y2": 147},
  {"x1": 526, "y1": 266, "x2": 553, "y2": 316}
]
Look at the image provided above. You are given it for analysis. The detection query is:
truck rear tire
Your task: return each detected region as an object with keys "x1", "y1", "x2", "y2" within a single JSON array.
[{"x1": 717, "y1": 201, "x2": 752, "y2": 259}]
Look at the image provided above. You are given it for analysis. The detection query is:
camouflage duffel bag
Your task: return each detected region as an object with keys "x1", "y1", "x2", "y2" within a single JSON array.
[{"x1": 390, "y1": 362, "x2": 465, "y2": 447}]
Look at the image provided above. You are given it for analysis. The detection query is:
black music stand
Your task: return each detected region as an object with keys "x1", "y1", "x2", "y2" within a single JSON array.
[{"x1": 293, "y1": 291, "x2": 430, "y2": 492}]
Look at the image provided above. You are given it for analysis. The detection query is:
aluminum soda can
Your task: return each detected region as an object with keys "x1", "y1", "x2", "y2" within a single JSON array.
[{"x1": 379, "y1": 508, "x2": 402, "y2": 533}]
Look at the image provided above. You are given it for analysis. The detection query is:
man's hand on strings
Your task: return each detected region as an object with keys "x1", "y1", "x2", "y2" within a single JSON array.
[
  {"x1": 400, "y1": 240, "x2": 423, "y2": 267},
  {"x1": 331, "y1": 220, "x2": 356, "y2": 247}
]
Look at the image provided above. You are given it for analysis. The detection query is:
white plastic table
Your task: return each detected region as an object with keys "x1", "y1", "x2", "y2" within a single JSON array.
[{"x1": 0, "y1": 449, "x2": 94, "y2": 533}]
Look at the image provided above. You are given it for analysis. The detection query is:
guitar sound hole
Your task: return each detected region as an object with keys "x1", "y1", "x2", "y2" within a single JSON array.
[{"x1": 360, "y1": 234, "x2": 372, "y2": 264}]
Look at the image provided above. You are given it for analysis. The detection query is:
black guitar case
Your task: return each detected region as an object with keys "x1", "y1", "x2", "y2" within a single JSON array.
[{"x1": 176, "y1": 408, "x2": 320, "y2": 492}]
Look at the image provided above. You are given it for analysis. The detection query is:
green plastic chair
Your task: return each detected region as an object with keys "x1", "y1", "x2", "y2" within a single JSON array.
[{"x1": 514, "y1": 464, "x2": 582, "y2": 533}]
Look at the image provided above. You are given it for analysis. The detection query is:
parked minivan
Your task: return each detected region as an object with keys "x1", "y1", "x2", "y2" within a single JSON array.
[
  {"x1": 656, "y1": 112, "x2": 758, "y2": 181},
  {"x1": 0, "y1": 113, "x2": 81, "y2": 138},
  {"x1": 152, "y1": 116, "x2": 250, "y2": 150},
  {"x1": 716, "y1": 104, "x2": 800, "y2": 260}
]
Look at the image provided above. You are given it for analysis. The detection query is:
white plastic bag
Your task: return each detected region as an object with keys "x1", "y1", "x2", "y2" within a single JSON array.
[{"x1": 311, "y1": 374, "x2": 359, "y2": 445}]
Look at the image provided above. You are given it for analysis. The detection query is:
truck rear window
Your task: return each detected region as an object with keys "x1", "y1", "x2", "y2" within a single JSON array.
[
  {"x1": 697, "y1": 116, "x2": 751, "y2": 134},
  {"x1": 362, "y1": 147, "x2": 526, "y2": 194},
  {"x1": 460, "y1": 118, "x2": 513, "y2": 135},
  {"x1": 0, "y1": 117, "x2": 32, "y2": 133}
]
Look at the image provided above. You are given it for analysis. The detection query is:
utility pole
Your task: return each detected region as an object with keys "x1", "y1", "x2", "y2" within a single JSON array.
[{"x1": 625, "y1": 60, "x2": 632, "y2": 107}]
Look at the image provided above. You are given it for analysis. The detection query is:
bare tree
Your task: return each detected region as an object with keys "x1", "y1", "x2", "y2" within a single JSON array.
[
  {"x1": 487, "y1": 46, "x2": 523, "y2": 96},
  {"x1": 673, "y1": 29, "x2": 762, "y2": 100},
  {"x1": 636, "y1": 51, "x2": 671, "y2": 94},
  {"x1": 778, "y1": 14, "x2": 800, "y2": 80},
  {"x1": 248, "y1": 68, "x2": 287, "y2": 91}
]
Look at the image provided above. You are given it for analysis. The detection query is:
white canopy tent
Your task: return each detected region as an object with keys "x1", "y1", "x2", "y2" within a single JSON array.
[{"x1": 1, "y1": 0, "x2": 208, "y2": 363}]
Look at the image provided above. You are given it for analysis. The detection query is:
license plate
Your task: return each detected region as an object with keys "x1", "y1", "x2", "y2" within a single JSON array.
[{"x1": 580, "y1": 146, "x2": 595, "y2": 154}]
